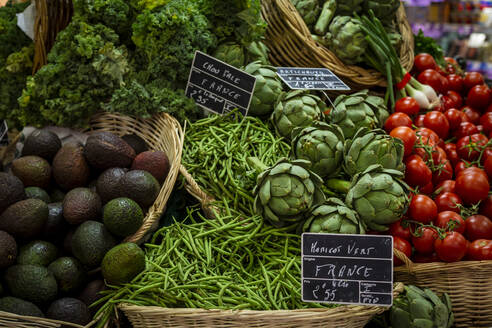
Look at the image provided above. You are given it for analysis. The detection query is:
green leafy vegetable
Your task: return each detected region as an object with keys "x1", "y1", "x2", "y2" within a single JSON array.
[{"x1": 414, "y1": 29, "x2": 446, "y2": 68}]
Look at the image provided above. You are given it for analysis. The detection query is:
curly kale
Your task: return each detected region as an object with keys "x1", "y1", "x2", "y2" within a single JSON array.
[{"x1": 0, "y1": 0, "x2": 31, "y2": 66}]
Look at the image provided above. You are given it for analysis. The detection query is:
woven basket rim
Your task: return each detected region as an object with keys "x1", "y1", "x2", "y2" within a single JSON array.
[{"x1": 0, "y1": 309, "x2": 94, "y2": 328}]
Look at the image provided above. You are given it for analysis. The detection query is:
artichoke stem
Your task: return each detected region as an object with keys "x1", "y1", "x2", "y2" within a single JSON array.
[
  {"x1": 314, "y1": 0, "x2": 336, "y2": 35},
  {"x1": 247, "y1": 156, "x2": 269, "y2": 174},
  {"x1": 325, "y1": 178, "x2": 351, "y2": 194}
]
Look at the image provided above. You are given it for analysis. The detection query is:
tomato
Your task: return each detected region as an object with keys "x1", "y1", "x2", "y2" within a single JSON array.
[
  {"x1": 446, "y1": 91, "x2": 463, "y2": 109},
  {"x1": 464, "y1": 72, "x2": 485, "y2": 91},
  {"x1": 445, "y1": 57, "x2": 458, "y2": 65},
  {"x1": 455, "y1": 169, "x2": 490, "y2": 204},
  {"x1": 465, "y1": 215, "x2": 492, "y2": 241},
  {"x1": 479, "y1": 112, "x2": 492, "y2": 134},
  {"x1": 443, "y1": 143, "x2": 460, "y2": 167},
  {"x1": 455, "y1": 165, "x2": 484, "y2": 179},
  {"x1": 413, "y1": 252, "x2": 439, "y2": 263},
  {"x1": 384, "y1": 112, "x2": 413, "y2": 132},
  {"x1": 393, "y1": 236, "x2": 412, "y2": 266},
  {"x1": 404, "y1": 155, "x2": 432, "y2": 188},
  {"x1": 453, "y1": 122, "x2": 479, "y2": 139},
  {"x1": 416, "y1": 127, "x2": 441, "y2": 145},
  {"x1": 434, "y1": 231, "x2": 468, "y2": 262},
  {"x1": 395, "y1": 97, "x2": 420, "y2": 116},
  {"x1": 445, "y1": 108, "x2": 466, "y2": 130},
  {"x1": 487, "y1": 103, "x2": 492, "y2": 113},
  {"x1": 467, "y1": 84, "x2": 492, "y2": 110},
  {"x1": 418, "y1": 69, "x2": 443, "y2": 94},
  {"x1": 414, "y1": 114, "x2": 426, "y2": 127},
  {"x1": 412, "y1": 227, "x2": 438, "y2": 254},
  {"x1": 434, "y1": 192, "x2": 462, "y2": 214},
  {"x1": 390, "y1": 127, "x2": 416, "y2": 157},
  {"x1": 414, "y1": 54, "x2": 437, "y2": 72},
  {"x1": 462, "y1": 106, "x2": 481, "y2": 125},
  {"x1": 389, "y1": 219, "x2": 412, "y2": 241},
  {"x1": 420, "y1": 181, "x2": 434, "y2": 195},
  {"x1": 456, "y1": 134, "x2": 489, "y2": 161},
  {"x1": 432, "y1": 159, "x2": 453, "y2": 186},
  {"x1": 447, "y1": 74, "x2": 464, "y2": 93},
  {"x1": 435, "y1": 211, "x2": 466, "y2": 234},
  {"x1": 479, "y1": 195, "x2": 492, "y2": 218},
  {"x1": 435, "y1": 180, "x2": 456, "y2": 194},
  {"x1": 409, "y1": 194, "x2": 437, "y2": 224},
  {"x1": 484, "y1": 155, "x2": 492, "y2": 179},
  {"x1": 467, "y1": 239, "x2": 492, "y2": 260},
  {"x1": 440, "y1": 75, "x2": 449, "y2": 94},
  {"x1": 423, "y1": 111, "x2": 450, "y2": 139}
]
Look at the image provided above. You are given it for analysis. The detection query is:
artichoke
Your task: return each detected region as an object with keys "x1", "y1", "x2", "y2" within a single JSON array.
[
  {"x1": 336, "y1": 0, "x2": 363, "y2": 15},
  {"x1": 291, "y1": 122, "x2": 344, "y2": 178},
  {"x1": 272, "y1": 90, "x2": 326, "y2": 140},
  {"x1": 345, "y1": 164, "x2": 409, "y2": 231},
  {"x1": 390, "y1": 285, "x2": 454, "y2": 328},
  {"x1": 325, "y1": 16, "x2": 367, "y2": 65},
  {"x1": 364, "y1": 0, "x2": 400, "y2": 26},
  {"x1": 302, "y1": 197, "x2": 365, "y2": 234},
  {"x1": 246, "y1": 41, "x2": 270, "y2": 65},
  {"x1": 244, "y1": 61, "x2": 283, "y2": 117},
  {"x1": 291, "y1": 0, "x2": 321, "y2": 28},
  {"x1": 252, "y1": 157, "x2": 325, "y2": 227},
  {"x1": 213, "y1": 42, "x2": 245, "y2": 68},
  {"x1": 328, "y1": 90, "x2": 389, "y2": 139},
  {"x1": 344, "y1": 127, "x2": 405, "y2": 176}
]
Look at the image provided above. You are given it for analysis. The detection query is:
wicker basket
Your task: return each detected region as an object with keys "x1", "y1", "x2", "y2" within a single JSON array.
[
  {"x1": 261, "y1": 0, "x2": 414, "y2": 90},
  {"x1": 394, "y1": 249, "x2": 492, "y2": 328}
]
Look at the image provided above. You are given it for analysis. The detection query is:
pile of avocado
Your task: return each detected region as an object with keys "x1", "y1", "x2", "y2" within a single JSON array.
[{"x1": 0, "y1": 129, "x2": 171, "y2": 324}]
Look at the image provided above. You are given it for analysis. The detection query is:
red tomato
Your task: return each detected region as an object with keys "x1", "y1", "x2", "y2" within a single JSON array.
[
  {"x1": 440, "y1": 76, "x2": 449, "y2": 94},
  {"x1": 487, "y1": 103, "x2": 492, "y2": 113},
  {"x1": 465, "y1": 215, "x2": 492, "y2": 241},
  {"x1": 390, "y1": 127, "x2": 416, "y2": 157},
  {"x1": 435, "y1": 180, "x2": 456, "y2": 194},
  {"x1": 445, "y1": 57, "x2": 458, "y2": 65},
  {"x1": 464, "y1": 72, "x2": 485, "y2": 91},
  {"x1": 456, "y1": 134, "x2": 489, "y2": 161},
  {"x1": 414, "y1": 114, "x2": 426, "y2": 127},
  {"x1": 467, "y1": 85, "x2": 492, "y2": 110},
  {"x1": 418, "y1": 69, "x2": 443, "y2": 94},
  {"x1": 462, "y1": 106, "x2": 481, "y2": 125},
  {"x1": 453, "y1": 122, "x2": 479, "y2": 139},
  {"x1": 404, "y1": 155, "x2": 432, "y2": 188},
  {"x1": 413, "y1": 252, "x2": 439, "y2": 263},
  {"x1": 484, "y1": 155, "x2": 492, "y2": 179},
  {"x1": 480, "y1": 195, "x2": 492, "y2": 218},
  {"x1": 455, "y1": 164, "x2": 483, "y2": 179},
  {"x1": 432, "y1": 160, "x2": 453, "y2": 186},
  {"x1": 455, "y1": 169, "x2": 490, "y2": 204},
  {"x1": 393, "y1": 236, "x2": 412, "y2": 266},
  {"x1": 447, "y1": 74, "x2": 464, "y2": 93},
  {"x1": 479, "y1": 112, "x2": 492, "y2": 134},
  {"x1": 434, "y1": 192, "x2": 462, "y2": 213},
  {"x1": 395, "y1": 97, "x2": 420, "y2": 116},
  {"x1": 389, "y1": 219, "x2": 412, "y2": 241},
  {"x1": 435, "y1": 211, "x2": 466, "y2": 234},
  {"x1": 414, "y1": 54, "x2": 437, "y2": 72},
  {"x1": 409, "y1": 194, "x2": 437, "y2": 224},
  {"x1": 443, "y1": 143, "x2": 460, "y2": 167},
  {"x1": 416, "y1": 128, "x2": 441, "y2": 145},
  {"x1": 446, "y1": 91, "x2": 463, "y2": 109},
  {"x1": 434, "y1": 231, "x2": 468, "y2": 262},
  {"x1": 445, "y1": 108, "x2": 466, "y2": 130},
  {"x1": 384, "y1": 112, "x2": 413, "y2": 132},
  {"x1": 467, "y1": 239, "x2": 492, "y2": 260},
  {"x1": 420, "y1": 181, "x2": 434, "y2": 195},
  {"x1": 423, "y1": 111, "x2": 450, "y2": 139},
  {"x1": 412, "y1": 227, "x2": 438, "y2": 254}
]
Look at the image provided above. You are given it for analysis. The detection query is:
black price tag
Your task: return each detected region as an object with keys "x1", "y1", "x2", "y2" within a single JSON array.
[
  {"x1": 186, "y1": 51, "x2": 257, "y2": 116},
  {"x1": 0, "y1": 120, "x2": 8, "y2": 146},
  {"x1": 277, "y1": 67, "x2": 350, "y2": 91},
  {"x1": 301, "y1": 233, "x2": 393, "y2": 306}
]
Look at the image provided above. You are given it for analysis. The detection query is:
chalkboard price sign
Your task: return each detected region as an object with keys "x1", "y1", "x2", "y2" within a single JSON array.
[
  {"x1": 277, "y1": 67, "x2": 350, "y2": 91},
  {"x1": 186, "y1": 51, "x2": 256, "y2": 116},
  {"x1": 301, "y1": 233, "x2": 393, "y2": 306},
  {"x1": 0, "y1": 120, "x2": 8, "y2": 146}
]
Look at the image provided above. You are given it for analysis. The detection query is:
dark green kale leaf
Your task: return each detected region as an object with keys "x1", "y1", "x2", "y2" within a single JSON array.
[
  {"x1": 414, "y1": 30, "x2": 446, "y2": 68},
  {"x1": 0, "y1": 0, "x2": 31, "y2": 66}
]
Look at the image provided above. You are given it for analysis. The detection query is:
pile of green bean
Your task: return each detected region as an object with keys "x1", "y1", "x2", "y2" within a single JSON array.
[{"x1": 182, "y1": 111, "x2": 290, "y2": 214}]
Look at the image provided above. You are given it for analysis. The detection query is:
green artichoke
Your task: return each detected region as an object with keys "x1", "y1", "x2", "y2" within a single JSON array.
[
  {"x1": 246, "y1": 41, "x2": 270, "y2": 65},
  {"x1": 272, "y1": 90, "x2": 326, "y2": 140},
  {"x1": 390, "y1": 285, "x2": 454, "y2": 328},
  {"x1": 328, "y1": 90, "x2": 389, "y2": 139},
  {"x1": 252, "y1": 157, "x2": 325, "y2": 227},
  {"x1": 336, "y1": 0, "x2": 364, "y2": 15},
  {"x1": 325, "y1": 16, "x2": 367, "y2": 65},
  {"x1": 213, "y1": 42, "x2": 245, "y2": 68},
  {"x1": 291, "y1": 122, "x2": 344, "y2": 178},
  {"x1": 344, "y1": 127, "x2": 405, "y2": 176},
  {"x1": 364, "y1": 0, "x2": 400, "y2": 26},
  {"x1": 345, "y1": 164, "x2": 409, "y2": 231},
  {"x1": 302, "y1": 197, "x2": 365, "y2": 234},
  {"x1": 244, "y1": 61, "x2": 283, "y2": 117},
  {"x1": 291, "y1": 0, "x2": 321, "y2": 28}
]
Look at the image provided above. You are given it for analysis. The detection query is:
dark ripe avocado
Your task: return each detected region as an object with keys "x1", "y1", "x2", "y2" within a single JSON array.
[
  {"x1": 0, "y1": 199, "x2": 49, "y2": 240},
  {"x1": 52, "y1": 143, "x2": 90, "y2": 191},
  {"x1": 47, "y1": 298, "x2": 91, "y2": 326},
  {"x1": 0, "y1": 296, "x2": 45, "y2": 317},
  {"x1": 84, "y1": 132, "x2": 136, "y2": 170},
  {"x1": 0, "y1": 230, "x2": 17, "y2": 269},
  {"x1": 122, "y1": 134, "x2": 148, "y2": 154},
  {"x1": 22, "y1": 129, "x2": 62, "y2": 161},
  {"x1": 11, "y1": 155, "x2": 51, "y2": 188},
  {"x1": 48, "y1": 257, "x2": 86, "y2": 294},
  {"x1": 4, "y1": 264, "x2": 58, "y2": 304},
  {"x1": 120, "y1": 170, "x2": 160, "y2": 208},
  {"x1": 71, "y1": 221, "x2": 116, "y2": 268},
  {"x1": 25, "y1": 186, "x2": 51, "y2": 203},
  {"x1": 96, "y1": 167, "x2": 128, "y2": 204},
  {"x1": 78, "y1": 279, "x2": 105, "y2": 313},
  {"x1": 103, "y1": 198, "x2": 143, "y2": 237},
  {"x1": 50, "y1": 189, "x2": 66, "y2": 203},
  {"x1": 101, "y1": 243, "x2": 145, "y2": 285},
  {"x1": 17, "y1": 240, "x2": 58, "y2": 266},
  {"x1": 63, "y1": 188, "x2": 102, "y2": 225},
  {"x1": 42, "y1": 203, "x2": 69, "y2": 243},
  {"x1": 131, "y1": 150, "x2": 170, "y2": 184},
  {"x1": 0, "y1": 172, "x2": 25, "y2": 213}
]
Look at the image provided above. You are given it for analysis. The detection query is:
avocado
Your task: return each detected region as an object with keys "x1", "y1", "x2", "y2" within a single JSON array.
[
  {"x1": 22, "y1": 129, "x2": 62, "y2": 162},
  {"x1": 52, "y1": 143, "x2": 90, "y2": 191},
  {"x1": 101, "y1": 243, "x2": 145, "y2": 285},
  {"x1": 122, "y1": 134, "x2": 148, "y2": 155},
  {"x1": 46, "y1": 298, "x2": 91, "y2": 326},
  {"x1": 50, "y1": 189, "x2": 66, "y2": 203},
  {"x1": 0, "y1": 230, "x2": 17, "y2": 269},
  {"x1": 48, "y1": 257, "x2": 86, "y2": 294},
  {"x1": 71, "y1": 221, "x2": 116, "y2": 268},
  {"x1": 103, "y1": 198, "x2": 143, "y2": 238},
  {"x1": 0, "y1": 296, "x2": 44, "y2": 317},
  {"x1": 120, "y1": 170, "x2": 160, "y2": 208},
  {"x1": 25, "y1": 186, "x2": 51, "y2": 203},
  {"x1": 0, "y1": 199, "x2": 49, "y2": 240},
  {"x1": 17, "y1": 240, "x2": 58, "y2": 266},
  {"x1": 4, "y1": 264, "x2": 58, "y2": 304},
  {"x1": 78, "y1": 279, "x2": 105, "y2": 314},
  {"x1": 84, "y1": 132, "x2": 136, "y2": 171},
  {"x1": 0, "y1": 172, "x2": 25, "y2": 213},
  {"x1": 63, "y1": 188, "x2": 102, "y2": 225},
  {"x1": 131, "y1": 150, "x2": 170, "y2": 184},
  {"x1": 96, "y1": 167, "x2": 128, "y2": 204},
  {"x1": 11, "y1": 155, "x2": 51, "y2": 188},
  {"x1": 42, "y1": 203, "x2": 68, "y2": 244}
]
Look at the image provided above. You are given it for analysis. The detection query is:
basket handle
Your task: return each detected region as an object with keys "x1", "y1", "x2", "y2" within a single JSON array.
[{"x1": 393, "y1": 247, "x2": 415, "y2": 272}]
